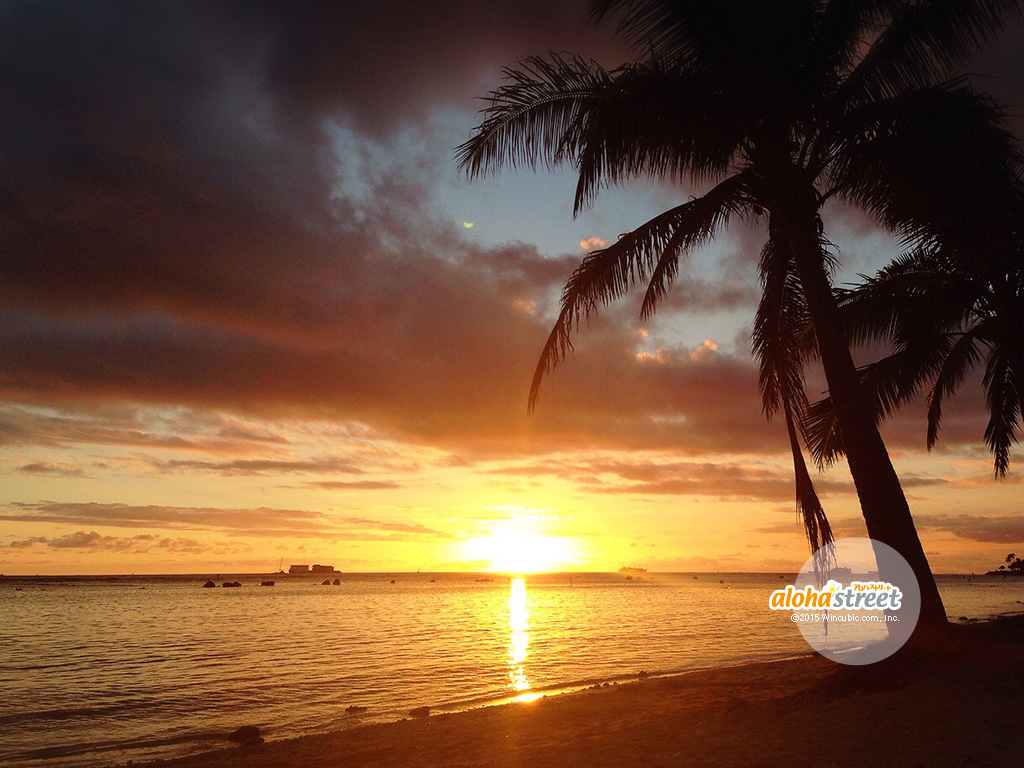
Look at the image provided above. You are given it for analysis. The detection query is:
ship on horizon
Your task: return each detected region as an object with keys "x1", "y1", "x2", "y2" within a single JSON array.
[
  {"x1": 288, "y1": 563, "x2": 337, "y2": 574},
  {"x1": 618, "y1": 566, "x2": 647, "y2": 574}
]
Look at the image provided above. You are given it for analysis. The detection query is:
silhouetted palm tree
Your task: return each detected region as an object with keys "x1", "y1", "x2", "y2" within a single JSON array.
[
  {"x1": 458, "y1": 0, "x2": 1024, "y2": 626},
  {"x1": 804, "y1": 219, "x2": 1024, "y2": 477}
]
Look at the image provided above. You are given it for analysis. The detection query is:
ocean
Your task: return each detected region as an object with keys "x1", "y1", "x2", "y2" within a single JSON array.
[{"x1": 1, "y1": 571, "x2": 1021, "y2": 767}]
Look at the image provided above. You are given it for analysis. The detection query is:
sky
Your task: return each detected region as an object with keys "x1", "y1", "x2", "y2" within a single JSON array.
[{"x1": 1, "y1": 0, "x2": 1023, "y2": 575}]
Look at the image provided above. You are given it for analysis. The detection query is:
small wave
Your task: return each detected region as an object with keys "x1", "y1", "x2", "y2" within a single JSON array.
[{"x1": 12, "y1": 729, "x2": 221, "y2": 762}]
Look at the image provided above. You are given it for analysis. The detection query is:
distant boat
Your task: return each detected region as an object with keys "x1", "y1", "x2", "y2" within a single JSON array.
[
  {"x1": 830, "y1": 566, "x2": 853, "y2": 579},
  {"x1": 618, "y1": 567, "x2": 647, "y2": 574}
]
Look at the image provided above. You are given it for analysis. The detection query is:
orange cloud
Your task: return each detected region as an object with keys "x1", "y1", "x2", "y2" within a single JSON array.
[
  {"x1": 690, "y1": 339, "x2": 718, "y2": 362},
  {"x1": 579, "y1": 236, "x2": 609, "y2": 251}
]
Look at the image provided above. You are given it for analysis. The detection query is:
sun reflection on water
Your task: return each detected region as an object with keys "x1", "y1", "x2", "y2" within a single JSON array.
[{"x1": 508, "y1": 578, "x2": 541, "y2": 701}]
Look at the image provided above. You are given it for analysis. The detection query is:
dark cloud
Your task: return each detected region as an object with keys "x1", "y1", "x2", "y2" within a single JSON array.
[
  {"x1": 149, "y1": 456, "x2": 366, "y2": 476},
  {"x1": 0, "y1": 2, "x2": 777, "y2": 460},
  {"x1": 638, "y1": 274, "x2": 760, "y2": 317},
  {"x1": 755, "y1": 512, "x2": 1024, "y2": 546},
  {"x1": 914, "y1": 514, "x2": 1024, "y2": 545},
  {"x1": 258, "y1": 0, "x2": 625, "y2": 132},
  {"x1": 0, "y1": 0, "x2": 1018, "y2": 472},
  {"x1": 8, "y1": 536, "x2": 48, "y2": 549},
  {"x1": 489, "y1": 456, "x2": 854, "y2": 501},
  {"x1": 0, "y1": 405, "x2": 292, "y2": 453},
  {"x1": 0, "y1": 0, "x2": 615, "y2": 324},
  {"x1": 1, "y1": 501, "x2": 452, "y2": 540},
  {"x1": 9, "y1": 530, "x2": 244, "y2": 555},
  {"x1": 18, "y1": 461, "x2": 84, "y2": 477},
  {"x1": 301, "y1": 480, "x2": 404, "y2": 491}
]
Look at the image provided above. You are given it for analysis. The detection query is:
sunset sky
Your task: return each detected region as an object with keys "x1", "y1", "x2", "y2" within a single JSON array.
[{"x1": 2, "y1": 1, "x2": 1023, "y2": 575}]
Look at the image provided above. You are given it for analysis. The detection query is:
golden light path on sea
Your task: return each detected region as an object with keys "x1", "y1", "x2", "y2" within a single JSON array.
[{"x1": 507, "y1": 577, "x2": 542, "y2": 702}]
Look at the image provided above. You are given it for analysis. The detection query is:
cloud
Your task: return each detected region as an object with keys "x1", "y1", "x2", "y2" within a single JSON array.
[
  {"x1": 643, "y1": 276, "x2": 760, "y2": 315},
  {"x1": 8, "y1": 536, "x2": 47, "y2": 549},
  {"x1": 0, "y1": 0, "x2": 1015, "y2": 473},
  {"x1": 257, "y1": 0, "x2": 625, "y2": 133},
  {"x1": 9, "y1": 530, "x2": 245, "y2": 555},
  {"x1": 301, "y1": 480, "x2": 403, "y2": 490},
  {"x1": 914, "y1": 514, "x2": 1024, "y2": 544},
  {"x1": 579, "y1": 236, "x2": 609, "y2": 250},
  {"x1": 18, "y1": 461, "x2": 84, "y2": 477},
  {"x1": 0, "y1": 405, "x2": 292, "y2": 454},
  {"x1": 148, "y1": 456, "x2": 365, "y2": 476},
  {"x1": 689, "y1": 339, "x2": 718, "y2": 362},
  {"x1": 487, "y1": 456, "x2": 854, "y2": 502},
  {"x1": 0, "y1": 0, "x2": 792, "y2": 464},
  {"x1": 1, "y1": 501, "x2": 453, "y2": 541},
  {"x1": 753, "y1": 511, "x2": 1024, "y2": 546}
]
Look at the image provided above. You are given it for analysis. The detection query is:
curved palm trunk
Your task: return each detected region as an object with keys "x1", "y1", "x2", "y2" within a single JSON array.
[{"x1": 771, "y1": 187, "x2": 948, "y2": 629}]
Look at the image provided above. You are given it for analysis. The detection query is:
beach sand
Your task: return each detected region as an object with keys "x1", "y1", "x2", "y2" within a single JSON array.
[{"x1": 156, "y1": 617, "x2": 1024, "y2": 768}]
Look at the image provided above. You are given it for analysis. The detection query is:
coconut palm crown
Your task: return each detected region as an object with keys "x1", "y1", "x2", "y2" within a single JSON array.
[
  {"x1": 457, "y1": 0, "x2": 1024, "y2": 626},
  {"x1": 805, "y1": 221, "x2": 1024, "y2": 478}
]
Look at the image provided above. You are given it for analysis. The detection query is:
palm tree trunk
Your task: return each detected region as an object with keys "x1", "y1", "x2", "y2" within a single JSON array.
[{"x1": 772, "y1": 197, "x2": 948, "y2": 628}]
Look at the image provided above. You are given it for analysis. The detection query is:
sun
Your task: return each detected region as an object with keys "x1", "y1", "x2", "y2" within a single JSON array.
[{"x1": 462, "y1": 516, "x2": 575, "y2": 573}]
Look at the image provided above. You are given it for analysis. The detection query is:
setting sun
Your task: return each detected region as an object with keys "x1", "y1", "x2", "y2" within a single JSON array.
[{"x1": 462, "y1": 516, "x2": 576, "y2": 573}]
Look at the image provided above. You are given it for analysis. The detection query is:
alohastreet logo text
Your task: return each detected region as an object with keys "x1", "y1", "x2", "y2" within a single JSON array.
[{"x1": 768, "y1": 580, "x2": 904, "y2": 611}]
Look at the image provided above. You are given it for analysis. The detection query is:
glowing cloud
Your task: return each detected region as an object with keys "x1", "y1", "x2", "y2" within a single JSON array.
[
  {"x1": 690, "y1": 339, "x2": 719, "y2": 362},
  {"x1": 579, "y1": 236, "x2": 609, "y2": 251}
]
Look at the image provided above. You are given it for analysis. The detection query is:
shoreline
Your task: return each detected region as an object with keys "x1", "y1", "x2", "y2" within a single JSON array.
[{"x1": 145, "y1": 615, "x2": 1024, "y2": 768}]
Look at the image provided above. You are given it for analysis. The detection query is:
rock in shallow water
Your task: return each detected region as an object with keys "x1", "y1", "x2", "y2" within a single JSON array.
[{"x1": 228, "y1": 725, "x2": 264, "y2": 745}]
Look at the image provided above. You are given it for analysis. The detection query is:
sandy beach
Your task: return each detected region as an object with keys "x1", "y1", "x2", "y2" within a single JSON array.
[{"x1": 151, "y1": 616, "x2": 1024, "y2": 768}]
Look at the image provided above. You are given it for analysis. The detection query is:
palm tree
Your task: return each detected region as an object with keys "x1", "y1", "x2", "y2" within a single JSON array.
[
  {"x1": 457, "y1": 0, "x2": 1024, "y2": 627},
  {"x1": 804, "y1": 217, "x2": 1024, "y2": 478}
]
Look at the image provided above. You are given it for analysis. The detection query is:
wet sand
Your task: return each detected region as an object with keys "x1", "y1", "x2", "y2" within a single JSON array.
[{"x1": 153, "y1": 617, "x2": 1024, "y2": 768}]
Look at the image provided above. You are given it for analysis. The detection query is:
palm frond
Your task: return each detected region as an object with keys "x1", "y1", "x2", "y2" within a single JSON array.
[
  {"x1": 840, "y1": 0, "x2": 1024, "y2": 104},
  {"x1": 785, "y1": 400, "x2": 835, "y2": 584},
  {"x1": 836, "y1": 249, "x2": 977, "y2": 344},
  {"x1": 570, "y1": 60, "x2": 746, "y2": 211},
  {"x1": 528, "y1": 175, "x2": 746, "y2": 411},
  {"x1": 802, "y1": 0, "x2": 893, "y2": 97},
  {"x1": 593, "y1": 0, "x2": 816, "y2": 67},
  {"x1": 751, "y1": 228, "x2": 834, "y2": 579},
  {"x1": 753, "y1": 232, "x2": 810, "y2": 420},
  {"x1": 639, "y1": 174, "x2": 749, "y2": 319},
  {"x1": 802, "y1": 335, "x2": 953, "y2": 467},
  {"x1": 981, "y1": 348, "x2": 1021, "y2": 476},
  {"x1": 456, "y1": 54, "x2": 746, "y2": 213},
  {"x1": 456, "y1": 54, "x2": 615, "y2": 179},
  {"x1": 927, "y1": 328, "x2": 986, "y2": 448},
  {"x1": 822, "y1": 82, "x2": 1022, "y2": 248},
  {"x1": 803, "y1": 393, "x2": 845, "y2": 469}
]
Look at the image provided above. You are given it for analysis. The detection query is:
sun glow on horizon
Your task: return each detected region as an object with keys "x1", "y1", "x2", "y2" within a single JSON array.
[{"x1": 461, "y1": 513, "x2": 576, "y2": 573}]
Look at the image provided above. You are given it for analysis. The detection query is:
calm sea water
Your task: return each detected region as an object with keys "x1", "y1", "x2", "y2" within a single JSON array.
[{"x1": 1, "y1": 571, "x2": 1021, "y2": 767}]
